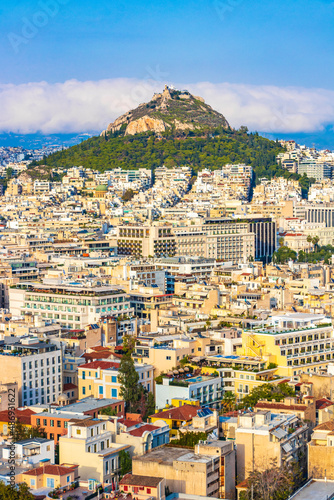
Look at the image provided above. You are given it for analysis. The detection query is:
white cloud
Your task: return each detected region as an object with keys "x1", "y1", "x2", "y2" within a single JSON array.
[{"x1": 1, "y1": 78, "x2": 334, "y2": 134}]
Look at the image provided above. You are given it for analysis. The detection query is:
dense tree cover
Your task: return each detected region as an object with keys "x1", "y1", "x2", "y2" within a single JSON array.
[
  {"x1": 221, "y1": 391, "x2": 237, "y2": 412},
  {"x1": 240, "y1": 460, "x2": 302, "y2": 500},
  {"x1": 298, "y1": 244, "x2": 334, "y2": 264},
  {"x1": 99, "y1": 406, "x2": 118, "y2": 416},
  {"x1": 10, "y1": 422, "x2": 46, "y2": 441},
  {"x1": 169, "y1": 431, "x2": 208, "y2": 447},
  {"x1": 121, "y1": 188, "x2": 135, "y2": 202},
  {"x1": 119, "y1": 450, "x2": 132, "y2": 478},
  {"x1": 273, "y1": 246, "x2": 297, "y2": 264},
  {"x1": 238, "y1": 383, "x2": 295, "y2": 409},
  {"x1": 0, "y1": 482, "x2": 35, "y2": 500},
  {"x1": 31, "y1": 128, "x2": 284, "y2": 177},
  {"x1": 118, "y1": 336, "x2": 155, "y2": 419},
  {"x1": 274, "y1": 244, "x2": 334, "y2": 265}
]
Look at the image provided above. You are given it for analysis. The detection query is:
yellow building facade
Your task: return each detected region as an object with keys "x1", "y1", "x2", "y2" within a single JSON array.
[{"x1": 237, "y1": 313, "x2": 334, "y2": 377}]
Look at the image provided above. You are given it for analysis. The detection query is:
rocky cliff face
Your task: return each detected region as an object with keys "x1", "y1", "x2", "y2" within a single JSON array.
[{"x1": 102, "y1": 85, "x2": 230, "y2": 136}]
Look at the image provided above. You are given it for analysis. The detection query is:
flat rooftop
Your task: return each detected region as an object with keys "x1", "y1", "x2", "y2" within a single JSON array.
[
  {"x1": 132, "y1": 446, "x2": 213, "y2": 465},
  {"x1": 61, "y1": 398, "x2": 123, "y2": 413},
  {"x1": 291, "y1": 480, "x2": 334, "y2": 500}
]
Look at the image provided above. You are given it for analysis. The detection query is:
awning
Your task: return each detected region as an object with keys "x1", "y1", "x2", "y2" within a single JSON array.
[{"x1": 282, "y1": 443, "x2": 293, "y2": 453}]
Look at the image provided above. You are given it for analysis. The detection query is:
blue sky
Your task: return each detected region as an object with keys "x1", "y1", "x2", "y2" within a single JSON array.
[{"x1": 1, "y1": 0, "x2": 334, "y2": 144}]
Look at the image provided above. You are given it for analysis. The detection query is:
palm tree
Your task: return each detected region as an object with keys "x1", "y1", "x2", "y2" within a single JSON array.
[
  {"x1": 221, "y1": 391, "x2": 236, "y2": 413},
  {"x1": 306, "y1": 234, "x2": 313, "y2": 253},
  {"x1": 312, "y1": 235, "x2": 320, "y2": 252}
]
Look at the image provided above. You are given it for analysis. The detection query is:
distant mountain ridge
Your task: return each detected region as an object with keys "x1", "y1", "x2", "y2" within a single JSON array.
[{"x1": 101, "y1": 85, "x2": 230, "y2": 136}]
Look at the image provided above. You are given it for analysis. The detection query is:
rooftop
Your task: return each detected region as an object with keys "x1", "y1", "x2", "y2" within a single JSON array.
[
  {"x1": 132, "y1": 446, "x2": 215, "y2": 465},
  {"x1": 120, "y1": 473, "x2": 163, "y2": 487},
  {"x1": 290, "y1": 480, "x2": 334, "y2": 500}
]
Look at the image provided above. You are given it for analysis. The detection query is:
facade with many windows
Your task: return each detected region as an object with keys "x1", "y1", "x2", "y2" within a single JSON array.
[
  {"x1": 9, "y1": 282, "x2": 132, "y2": 329},
  {"x1": 59, "y1": 418, "x2": 131, "y2": 487},
  {"x1": 0, "y1": 337, "x2": 62, "y2": 406},
  {"x1": 239, "y1": 313, "x2": 334, "y2": 377},
  {"x1": 78, "y1": 360, "x2": 154, "y2": 400}
]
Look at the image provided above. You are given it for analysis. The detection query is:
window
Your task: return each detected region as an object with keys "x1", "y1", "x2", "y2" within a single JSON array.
[
  {"x1": 50, "y1": 420, "x2": 54, "y2": 427},
  {"x1": 36, "y1": 418, "x2": 40, "y2": 425},
  {"x1": 82, "y1": 387, "x2": 86, "y2": 395},
  {"x1": 82, "y1": 371, "x2": 85, "y2": 380},
  {"x1": 57, "y1": 421, "x2": 61, "y2": 428},
  {"x1": 147, "y1": 488, "x2": 151, "y2": 494},
  {"x1": 112, "y1": 388, "x2": 117, "y2": 398},
  {"x1": 99, "y1": 386, "x2": 103, "y2": 395},
  {"x1": 30, "y1": 479, "x2": 35, "y2": 487},
  {"x1": 43, "y1": 419, "x2": 47, "y2": 426},
  {"x1": 47, "y1": 478, "x2": 55, "y2": 488},
  {"x1": 76, "y1": 429, "x2": 81, "y2": 435},
  {"x1": 111, "y1": 376, "x2": 117, "y2": 383}
]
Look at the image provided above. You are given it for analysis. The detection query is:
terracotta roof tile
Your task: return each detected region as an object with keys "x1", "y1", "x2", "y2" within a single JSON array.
[
  {"x1": 314, "y1": 421, "x2": 334, "y2": 431},
  {"x1": 316, "y1": 398, "x2": 334, "y2": 410},
  {"x1": 79, "y1": 360, "x2": 120, "y2": 370},
  {"x1": 128, "y1": 424, "x2": 159, "y2": 437},
  {"x1": 150, "y1": 404, "x2": 199, "y2": 421},
  {"x1": 24, "y1": 464, "x2": 78, "y2": 477},
  {"x1": 120, "y1": 474, "x2": 163, "y2": 487}
]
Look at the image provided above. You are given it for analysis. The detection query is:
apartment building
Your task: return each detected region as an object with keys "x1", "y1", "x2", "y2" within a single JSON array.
[
  {"x1": 132, "y1": 446, "x2": 220, "y2": 498},
  {"x1": 2, "y1": 437, "x2": 55, "y2": 466},
  {"x1": 155, "y1": 374, "x2": 223, "y2": 409},
  {"x1": 78, "y1": 360, "x2": 154, "y2": 399},
  {"x1": 9, "y1": 281, "x2": 132, "y2": 329},
  {"x1": 117, "y1": 224, "x2": 176, "y2": 258},
  {"x1": 133, "y1": 336, "x2": 210, "y2": 376},
  {"x1": 239, "y1": 313, "x2": 334, "y2": 377},
  {"x1": 59, "y1": 418, "x2": 130, "y2": 487},
  {"x1": 129, "y1": 287, "x2": 173, "y2": 320},
  {"x1": 235, "y1": 411, "x2": 308, "y2": 481},
  {"x1": 308, "y1": 421, "x2": 334, "y2": 480},
  {"x1": 116, "y1": 217, "x2": 275, "y2": 263},
  {"x1": 298, "y1": 161, "x2": 332, "y2": 180},
  {"x1": 0, "y1": 337, "x2": 62, "y2": 406}
]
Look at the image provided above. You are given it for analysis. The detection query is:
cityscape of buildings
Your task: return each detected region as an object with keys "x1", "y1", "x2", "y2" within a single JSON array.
[{"x1": 1, "y1": 139, "x2": 334, "y2": 499}]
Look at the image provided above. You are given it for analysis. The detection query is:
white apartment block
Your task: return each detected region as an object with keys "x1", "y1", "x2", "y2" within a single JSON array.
[
  {"x1": 0, "y1": 337, "x2": 62, "y2": 407},
  {"x1": 9, "y1": 282, "x2": 132, "y2": 330}
]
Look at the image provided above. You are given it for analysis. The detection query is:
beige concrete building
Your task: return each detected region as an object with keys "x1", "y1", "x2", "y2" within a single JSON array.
[
  {"x1": 308, "y1": 421, "x2": 334, "y2": 480},
  {"x1": 235, "y1": 411, "x2": 308, "y2": 481},
  {"x1": 59, "y1": 418, "x2": 130, "y2": 487},
  {"x1": 132, "y1": 446, "x2": 221, "y2": 498},
  {"x1": 117, "y1": 224, "x2": 176, "y2": 258}
]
